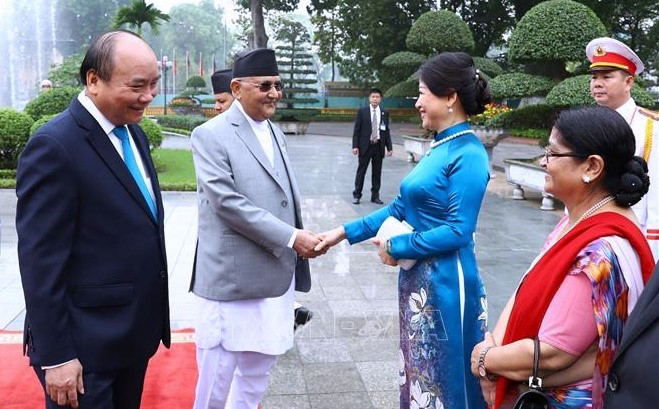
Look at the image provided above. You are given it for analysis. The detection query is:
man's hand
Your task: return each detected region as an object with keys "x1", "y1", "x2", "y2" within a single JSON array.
[
  {"x1": 371, "y1": 238, "x2": 398, "y2": 266},
  {"x1": 314, "y1": 227, "x2": 346, "y2": 253},
  {"x1": 294, "y1": 230, "x2": 324, "y2": 259},
  {"x1": 45, "y1": 359, "x2": 84, "y2": 408},
  {"x1": 386, "y1": 149, "x2": 393, "y2": 157},
  {"x1": 352, "y1": 148, "x2": 359, "y2": 155}
]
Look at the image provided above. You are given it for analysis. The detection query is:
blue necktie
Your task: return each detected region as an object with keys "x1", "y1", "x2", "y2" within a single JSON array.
[{"x1": 113, "y1": 126, "x2": 157, "y2": 220}]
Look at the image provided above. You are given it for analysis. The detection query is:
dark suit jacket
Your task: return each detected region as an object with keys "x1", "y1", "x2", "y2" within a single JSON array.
[
  {"x1": 604, "y1": 263, "x2": 659, "y2": 407},
  {"x1": 352, "y1": 105, "x2": 393, "y2": 156},
  {"x1": 16, "y1": 98, "x2": 170, "y2": 373}
]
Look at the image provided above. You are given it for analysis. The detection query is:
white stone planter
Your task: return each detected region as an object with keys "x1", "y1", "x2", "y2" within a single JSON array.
[
  {"x1": 401, "y1": 134, "x2": 432, "y2": 163},
  {"x1": 504, "y1": 158, "x2": 556, "y2": 210},
  {"x1": 472, "y1": 126, "x2": 509, "y2": 178},
  {"x1": 278, "y1": 121, "x2": 310, "y2": 135}
]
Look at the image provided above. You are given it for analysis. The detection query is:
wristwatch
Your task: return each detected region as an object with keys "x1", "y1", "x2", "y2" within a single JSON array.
[
  {"x1": 385, "y1": 239, "x2": 392, "y2": 255},
  {"x1": 478, "y1": 345, "x2": 498, "y2": 381}
]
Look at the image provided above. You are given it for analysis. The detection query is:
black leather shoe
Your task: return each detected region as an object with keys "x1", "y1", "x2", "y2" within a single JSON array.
[
  {"x1": 371, "y1": 198, "x2": 384, "y2": 204},
  {"x1": 294, "y1": 306, "x2": 313, "y2": 331},
  {"x1": 352, "y1": 197, "x2": 360, "y2": 204}
]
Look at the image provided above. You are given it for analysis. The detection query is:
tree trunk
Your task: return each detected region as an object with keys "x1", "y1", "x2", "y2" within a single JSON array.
[{"x1": 249, "y1": 0, "x2": 268, "y2": 49}]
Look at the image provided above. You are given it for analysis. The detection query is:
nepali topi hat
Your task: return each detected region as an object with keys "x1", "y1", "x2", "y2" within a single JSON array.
[
  {"x1": 232, "y1": 48, "x2": 279, "y2": 78},
  {"x1": 211, "y1": 69, "x2": 232, "y2": 94},
  {"x1": 586, "y1": 37, "x2": 644, "y2": 76}
]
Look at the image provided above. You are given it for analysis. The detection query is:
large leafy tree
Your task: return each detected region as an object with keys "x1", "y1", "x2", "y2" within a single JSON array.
[
  {"x1": 308, "y1": 0, "x2": 435, "y2": 87},
  {"x1": 112, "y1": 0, "x2": 170, "y2": 37},
  {"x1": 275, "y1": 19, "x2": 319, "y2": 109},
  {"x1": 239, "y1": 0, "x2": 300, "y2": 48}
]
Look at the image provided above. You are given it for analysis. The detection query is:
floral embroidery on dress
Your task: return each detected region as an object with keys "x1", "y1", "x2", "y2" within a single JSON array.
[
  {"x1": 398, "y1": 349, "x2": 407, "y2": 386},
  {"x1": 478, "y1": 296, "x2": 488, "y2": 331}
]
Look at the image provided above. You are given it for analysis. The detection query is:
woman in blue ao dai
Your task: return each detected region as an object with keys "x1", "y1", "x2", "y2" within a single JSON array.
[{"x1": 318, "y1": 52, "x2": 492, "y2": 409}]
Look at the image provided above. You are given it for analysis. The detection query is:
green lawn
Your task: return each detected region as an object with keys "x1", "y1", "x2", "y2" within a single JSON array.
[{"x1": 152, "y1": 149, "x2": 196, "y2": 191}]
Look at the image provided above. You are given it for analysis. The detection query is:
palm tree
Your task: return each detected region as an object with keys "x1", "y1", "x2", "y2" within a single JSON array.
[{"x1": 113, "y1": 0, "x2": 170, "y2": 37}]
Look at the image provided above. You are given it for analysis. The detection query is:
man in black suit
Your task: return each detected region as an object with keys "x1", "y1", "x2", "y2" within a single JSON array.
[
  {"x1": 16, "y1": 30, "x2": 169, "y2": 408},
  {"x1": 352, "y1": 88, "x2": 393, "y2": 204},
  {"x1": 604, "y1": 263, "x2": 659, "y2": 407}
]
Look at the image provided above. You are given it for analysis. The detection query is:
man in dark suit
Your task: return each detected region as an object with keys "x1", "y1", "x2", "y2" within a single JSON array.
[
  {"x1": 604, "y1": 263, "x2": 659, "y2": 407},
  {"x1": 352, "y1": 88, "x2": 393, "y2": 205},
  {"x1": 16, "y1": 30, "x2": 169, "y2": 409}
]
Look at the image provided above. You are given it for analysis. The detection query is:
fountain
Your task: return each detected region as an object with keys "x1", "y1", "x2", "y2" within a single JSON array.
[{"x1": 0, "y1": 0, "x2": 69, "y2": 110}]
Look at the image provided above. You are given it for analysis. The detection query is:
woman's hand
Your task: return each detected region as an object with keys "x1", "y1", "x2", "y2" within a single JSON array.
[
  {"x1": 471, "y1": 332, "x2": 496, "y2": 377},
  {"x1": 314, "y1": 227, "x2": 346, "y2": 253},
  {"x1": 371, "y1": 238, "x2": 398, "y2": 266}
]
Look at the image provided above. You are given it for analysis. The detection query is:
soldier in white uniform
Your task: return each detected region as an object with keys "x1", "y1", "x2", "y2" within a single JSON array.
[{"x1": 587, "y1": 37, "x2": 658, "y2": 261}]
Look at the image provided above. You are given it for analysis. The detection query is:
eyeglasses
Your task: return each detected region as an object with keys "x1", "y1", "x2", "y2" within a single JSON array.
[
  {"x1": 237, "y1": 80, "x2": 282, "y2": 92},
  {"x1": 544, "y1": 147, "x2": 587, "y2": 162}
]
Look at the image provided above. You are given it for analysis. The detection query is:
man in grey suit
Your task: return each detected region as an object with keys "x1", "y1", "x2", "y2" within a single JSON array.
[
  {"x1": 604, "y1": 263, "x2": 659, "y2": 407},
  {"x1": 189, "y1": 48, "x2": 323, "y2": 409}
]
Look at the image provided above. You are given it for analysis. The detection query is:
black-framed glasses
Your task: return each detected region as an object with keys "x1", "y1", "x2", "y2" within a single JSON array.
[
  {"x1": 237, "y1": 79, "x2": 282, "y2": 92},
  {"x1": 544, "y1": 147, "x2": 587, "y2": 162}
]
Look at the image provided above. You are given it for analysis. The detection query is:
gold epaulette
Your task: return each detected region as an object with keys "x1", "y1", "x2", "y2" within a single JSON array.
[{"x1": 639, "y1": 107, "x2": 659, "y2": 121}]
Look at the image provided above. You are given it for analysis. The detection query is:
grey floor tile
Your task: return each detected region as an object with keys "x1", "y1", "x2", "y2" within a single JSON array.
[
  {"x1": 369, "y1": 390, "x2": 399, "y2": 409},
  {"x1": 296, "y1": 339, "x2": 352, "y2": 363},
  {"x1": 309, "y1": 392, "x2": 375, "y2": 409},
  {"x1": 345, "y1": 337, "x2": 399, "y2": 362},
  {"x1": 262, "y1": 394, "x2": 311, "y2": 409},
  {"x1": 267, "y1": 363, "x2": 307, "y2": 395},
  {"x1": 355, "y1": 361, "x2": 399, "y2": 391},
  {"x1": 320, "y1": 284, "x2": 365, "y2": 301},
  {"x1": 303, "y1": 362, "x2": 365, "y2": 394}
]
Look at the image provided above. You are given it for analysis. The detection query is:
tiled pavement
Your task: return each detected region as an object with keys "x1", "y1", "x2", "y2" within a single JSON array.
[{"x1": 0, "y1": 133, "x2": 560, "y2": 408}]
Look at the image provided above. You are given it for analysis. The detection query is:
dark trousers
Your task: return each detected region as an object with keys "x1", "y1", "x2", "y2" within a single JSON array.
[
  {"x1": 34, "y1": 360, "x2": 148, "y2": 409},
  {"x1": 353, "y1": 143, "x2": 383, "y2": 200}
]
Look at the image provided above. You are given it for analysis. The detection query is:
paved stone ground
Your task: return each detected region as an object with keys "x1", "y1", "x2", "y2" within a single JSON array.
[{"x1": 0, "y1": 132, "x2": 560, "y2": 409}]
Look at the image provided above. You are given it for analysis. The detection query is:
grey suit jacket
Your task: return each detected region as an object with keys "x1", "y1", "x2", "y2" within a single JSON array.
[
  {"x1": 604, "y1": 263, "x2": 659, "y2": 407},
  {"x1": 190, "y1": 103, "x2": 311, "y2": 301}
]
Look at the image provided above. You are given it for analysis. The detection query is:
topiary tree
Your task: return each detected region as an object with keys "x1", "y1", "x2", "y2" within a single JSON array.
[
  {"x1": 24, "y1": 87, "x2": 79, "y2": 121},
  {"x1": 472, "y1": 57, "x2": 503, "y2": 78},
  {"x1": 275, "y1": 18, "x2": 319, "y2": 122},
  {"x1": 546, "y1": 74, "x2": 655, "y2": 108},
  {"x1": 186, "y1": 75, "x2": 207, "y2": 93},
  {"x1": 489, "y1": 73, "x2": 555, "y2": 100},
  {"x1": 29, "y1": 114, "x2": 58, "y2": 137},
  {"x1": 0, "y1": 109, "x2": 34, "y2": 169},
  {"x1": 48, "y1": 53, "x2": 84, "y2": 87},
  {"x1": 384, "y1": 79, "x2": 419, "y2": 98},
  {"x1": 381, "y1": 52, "x2": 426, "y2": 83},
  {"x1": 507, "y1": 0, "x2": 606, "y2": 80},
  {"x1": 406, "y1": 10, "x2": 474, "y2": 55},
  {"x1": 139, "y1": 117, "x2": 163, "y2": 151}
]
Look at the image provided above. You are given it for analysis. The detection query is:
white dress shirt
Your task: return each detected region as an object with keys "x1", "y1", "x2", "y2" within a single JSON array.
[{"x1": 77, "y1": 91, "x2": 156, "y2": 203}]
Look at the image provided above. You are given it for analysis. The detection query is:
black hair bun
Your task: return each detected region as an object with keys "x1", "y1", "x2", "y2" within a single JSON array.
[{"x1": 614, "y1": 156, "x2": 650, "y2": 207}]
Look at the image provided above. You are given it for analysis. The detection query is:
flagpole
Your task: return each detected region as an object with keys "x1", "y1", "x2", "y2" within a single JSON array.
[
  {"x1": 186, "y1": 51, "x2": 190, "y2": 82},
  {"x1": 172, "y1": 47, "x2": 177, "y2": 96},
  {"x1": 199, "y1": 52, "x2": 203, "y2": 76}
]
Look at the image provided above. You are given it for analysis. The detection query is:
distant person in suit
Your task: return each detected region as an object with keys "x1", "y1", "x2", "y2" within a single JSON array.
[
  {"x1": 189, "y1": 48, "x2": 323, "y2": 409},
  {"x1": 603, "y1": 262, "x2": 659, "y2": 407},
  {"x1": 211, "y1": 68, "x2": 234, "y2": 113},
  {"x1": 16, "y1": 30, "x2": 169, "y2": 409},
  {"x1": 352, "y1": 88, "x2": 393, "y2": 205}
]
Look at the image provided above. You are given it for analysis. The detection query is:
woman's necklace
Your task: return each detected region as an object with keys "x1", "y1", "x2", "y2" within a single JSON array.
[
  {"x1": 427, "y1": 129, "x2": 475, "y2": 155},
  {"x1": 558, "y1": 195, "x2": 615, "y2": 240}
]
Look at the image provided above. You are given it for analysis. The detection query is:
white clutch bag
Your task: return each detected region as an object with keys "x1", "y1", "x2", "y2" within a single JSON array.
[{"x1": 375, "y1": 216, "x2": 417, "y2": 270}]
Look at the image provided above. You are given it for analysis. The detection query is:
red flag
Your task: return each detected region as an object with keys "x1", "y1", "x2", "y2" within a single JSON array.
[
  {"x1": 198, "y1": 52, "x2": 203, "y2": 76},
  {"x1": 172, "y1": 48, "x2": 177, "y2": 76}
]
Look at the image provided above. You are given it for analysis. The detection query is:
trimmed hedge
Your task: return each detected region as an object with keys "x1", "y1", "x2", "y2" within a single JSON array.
[
  {"x1": 406, "y1": 10, "x2": 474, "y2": 55},
  {"x1": 139, "y1": 117, "x2": 163, "y2": 151},
  {"x1": 0, "y1": 108, "x2": 34, "y2": 169},
  {"x1": 154, "y1": 115, "x2": 208, "y2": 131},
  {"x1": 384, "y1": 80, "x2": 419, "y2": 98},
  {"x1": 24, "y1": 86, "x2": 79, "y2": 120},
  {"x1": 490, "y1": 73, "x2": 555, "y2": 99},
  {"x1": 273, "y1": 108, "x2": 321, "y2": 122},
  {"x1": 30, "y1": 114, "x2": 57, "y2": 136},
  {"x1": 508, "y1": 0, "x2": 606, "y2": 64},
  {"x1": 487, "y1": 104, "x2": 561, "y2": 129},
  {"x1": 473, "y1": 57, "x2": 503, "y2": 78},
  {"x1": 546, "y1": 75, "x2": 655, "y2": 108}
]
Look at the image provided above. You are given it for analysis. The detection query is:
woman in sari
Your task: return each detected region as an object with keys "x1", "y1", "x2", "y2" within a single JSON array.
[
  {"x1": 470, "y1": 106, "x2": 655, "y2": 409},
  {"x1": 317, "y1": 52, "x2": 491, "y2": 409}
]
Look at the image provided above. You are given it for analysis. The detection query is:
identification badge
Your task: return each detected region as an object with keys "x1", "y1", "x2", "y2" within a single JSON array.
[{"x1": 379, "y1": 123, "x2": 387, "y2": 131}]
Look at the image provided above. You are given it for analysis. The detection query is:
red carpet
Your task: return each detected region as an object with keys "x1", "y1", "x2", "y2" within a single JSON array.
[{"x1": 0, "y1": 330, "x2": 197, "y2": 408}]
